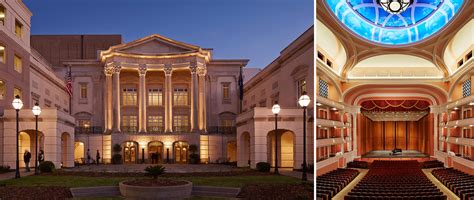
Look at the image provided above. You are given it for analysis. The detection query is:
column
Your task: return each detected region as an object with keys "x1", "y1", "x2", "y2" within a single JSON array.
[
  {"x1": 164, "y1": 65, "x2": 173, "y2": 132},
  {"x1": 138, "y1": 64, "x2": 147, "y2": 133},
  {"x1": 190, "y1": 64, "x2": 199, "y2": 131},
  {"x1": 112, "y1": 64, "x2": 122, "y2": 133},
  {"x1": 197, "y1": 65, "x2": 207, "y2": 131},
  {"x1": 352, "y1": 113, "x2": 358, "y2": 156},
  {"x1": 433, "y1": 113, "x2": 439, "y2": 152},
  {"x1": 104, "y1": 66, "x2": 113, "y2": 132}
]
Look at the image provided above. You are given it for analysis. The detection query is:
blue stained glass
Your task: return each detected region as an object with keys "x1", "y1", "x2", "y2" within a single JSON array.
[{"x1": 325, "y1": 0, "x2": 464, "y2": 45}]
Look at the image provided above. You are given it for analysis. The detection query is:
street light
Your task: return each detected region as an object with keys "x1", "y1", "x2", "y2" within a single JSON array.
[
  {"x1": 12, "y1": 95, "x2": 23, "y2": 179},
  {"x1": 32, "y1": 102, "x2": 41, "y2": 175},
  {"x1": 298, "y1": 92, "x2": 310, "y2": 182},
  {"x1": 271, "y1": 101, "x2": 280, "y2": 175}
]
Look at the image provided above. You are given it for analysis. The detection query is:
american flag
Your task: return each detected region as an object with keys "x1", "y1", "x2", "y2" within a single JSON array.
[{"x1": 66, "y1": 66, "x2": 73, "y2": 97}]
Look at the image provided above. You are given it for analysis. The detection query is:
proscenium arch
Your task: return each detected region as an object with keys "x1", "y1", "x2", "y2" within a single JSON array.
[{"x1": 342, "y1": 84, "x2": 448, "y2": 105}]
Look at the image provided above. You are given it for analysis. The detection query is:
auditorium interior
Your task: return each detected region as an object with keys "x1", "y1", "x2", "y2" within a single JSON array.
[{"x1": 316, "y1": 0, "x2": 473, "y2": 199}]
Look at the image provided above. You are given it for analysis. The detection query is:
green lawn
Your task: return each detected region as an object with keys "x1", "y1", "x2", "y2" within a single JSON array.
[
  {"x1": 0, "y1": 175, "x2": 302, "y2": 188},
  {"x1": 0, "y1": 176, "x2": 132, "y2": 188}
]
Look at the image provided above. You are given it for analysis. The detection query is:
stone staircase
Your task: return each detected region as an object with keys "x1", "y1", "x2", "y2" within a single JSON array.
[{"x1": 71, "y1": 185, "x2": 241, "y2": 199}]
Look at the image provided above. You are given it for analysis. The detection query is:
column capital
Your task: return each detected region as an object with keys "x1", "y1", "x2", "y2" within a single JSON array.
[
  {"x1": 104, "y1": 66, "x2": 114, "y2": 76},
  {"x1": 138, "y1": 64, "x2": 147, "y2": 76},
  {"x1": 113, "y1": 64, "x2": 122, "y2": 74},
  {"x1": 164, "y1": 65, "x2": 173, "y2": 76},
  {"x1": 197, "y1": 65, "x2": 207, "y2": 77},
  {"x1": 190, "y1": 64, "x2": 197, "y2": 74}
]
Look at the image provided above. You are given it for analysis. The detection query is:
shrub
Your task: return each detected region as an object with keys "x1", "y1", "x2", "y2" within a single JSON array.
[
  {"x1": 111, "y1": 154, "x2": 122, "y2": 164},
  {"x1": 39, "y1": 161, "x2": 55, "y2": 173},
  {"x1": 144, "y1": 165, "x2": 166, "y2": 179},
  {"x1": 189, "y1": 153, "x2": 200, "y2": 164},
  {"x1": 256, "y1": 162, "x2": 271, "y2": 172},
  {"x1": 0, "y1": 165, "x2": 10, "y2": 173},
  {"x1": 113, "y1": 144, "x2": 122, "y2": 153}
]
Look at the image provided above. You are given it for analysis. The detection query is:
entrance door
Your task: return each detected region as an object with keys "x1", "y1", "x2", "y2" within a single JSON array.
[
  {"x1": 148, "y1": 142, "x2": 163, "y2": 164},
  {"x1": 174, "y1": 142, "x2": 189, "y2": 164},
  {"x1": 124, "y1": 145, "x2": 137, "y2": 163}
]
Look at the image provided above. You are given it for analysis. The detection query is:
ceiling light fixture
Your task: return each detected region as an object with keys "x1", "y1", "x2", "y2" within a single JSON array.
[{"x1": 378, "y1": 0, "x2": 412, "y2": 14}]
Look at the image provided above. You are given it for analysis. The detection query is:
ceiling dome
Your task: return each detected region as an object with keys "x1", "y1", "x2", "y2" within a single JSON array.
[{"x1": 325, "y1": 0, "x2": 464, "y2": 45}]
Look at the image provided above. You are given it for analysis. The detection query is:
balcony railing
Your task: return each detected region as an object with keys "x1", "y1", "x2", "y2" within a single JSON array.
[
  {"x1": 207, "y1": 126, "x2": 236, "y2": 134},
  {"x1": 173, "y1": 126, "x2": 190, "y2": 133},
  {"x1": 147, "y1": 126, "x2": 164, "y2": 134},
  {"x1": 75, "y1": 126, "x2": 103, "y2": 134},
  {"x1": 121, "y1": 126, "x2": 138, "y2": 134}
]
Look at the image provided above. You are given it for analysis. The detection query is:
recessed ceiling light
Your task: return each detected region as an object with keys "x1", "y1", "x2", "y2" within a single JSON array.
[
  {"x1": 316, "y1": 103, "x2": 322, "y2": 106},
  {"x1": 469, "y1": 102, "x2": 474, "y2": 106},
  {"x1": 454, "y1": 107, "x2": 459, "y2": 110},
  {"x1": 331, "y1": 107, "x2": 337, "y2": 111}
]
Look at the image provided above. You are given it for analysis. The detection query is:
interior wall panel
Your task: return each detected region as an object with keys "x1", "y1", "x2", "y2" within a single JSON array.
[
  {"x1": 396, "y1": 122, "x2": 407, "y2": 150},
  {"x1": 384, "y1": 122, "x2": 394, "y2": 150}
]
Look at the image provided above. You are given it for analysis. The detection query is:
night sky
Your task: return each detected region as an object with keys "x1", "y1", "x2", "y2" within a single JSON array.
[{"x1": 23, "y1": 0, "x2": 313, "y2": 68}]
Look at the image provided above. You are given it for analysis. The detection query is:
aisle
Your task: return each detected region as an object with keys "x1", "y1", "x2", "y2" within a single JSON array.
[{"x1": 331, "y1": 169, "x2": 368, "y2": 200}]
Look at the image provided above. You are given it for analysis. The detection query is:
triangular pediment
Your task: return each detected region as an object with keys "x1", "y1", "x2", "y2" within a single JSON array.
[{"x1": 112, "y1": 34, "x2": 200, "y2": 55}]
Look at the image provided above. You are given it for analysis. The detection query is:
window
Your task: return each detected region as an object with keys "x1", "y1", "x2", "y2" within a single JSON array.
[
  {"x1": 0, "y1": 4, "x2": 5, "y2": 25},
  {"x1": 13, "y1": 87, "x2": 21, "y2": 98},
  {"x1": 77, "y1": 119, "x2": 91, "y2": 128},
  {"x1": 221, "y1": 119, "x2": 233, "y2": 127},
  {"x1": 0, "y1": 80, "x2": 4, "y2": 100},
  {"x1": 15, "y1": 20, "x2": 22, "y2": 37},
  {"x1": 259, "y1": 99, "x2": 266, "y2": 107},
  {"x1": 317, "y1": 51, "x2": 325, "y2": 61},
  {"x1": 173, "y1": 88, "x2": 188, "y2": 106},
  {"x1": 173, "y1": 115, "x2": 189, "y2": 132},
  {"x1": 14, "y1": 55, "x2": 21, "y2": 73},
  {"x1": 148, "y1": 116, "x2": 163, "y2": 132},
  {"x1": 122, "y1": 115, "x2": 137, "y2": 133},
  {"x1": 462, "y1": 79, "x2": 471, "y2": 97},
  {"x1": 222, "y1": 83, "x2": 230, "y2": 103},
  {"x1": 319, "y1": 79, "x2": 329, "y2": 98},
  {"x1": 80, "y1": 83, "x2": 87, "y2": 99},
  {"x1": 148, "y1": 88, "x2": 163, "y2": 106},
  {"x1": 0, "y1": 44, "x2": 5, "y2": 64},
  {"x1": 122, "y1": 88, "x2": 137, "y2": 106},
  {"x1": 297, "y1": 79, "x2": 307, "y2": 97}
]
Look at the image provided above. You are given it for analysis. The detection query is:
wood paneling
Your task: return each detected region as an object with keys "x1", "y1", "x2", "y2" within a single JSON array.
[
  {"x1": 396, "y1": 122, "x2": 407, "y2": 149},
  {"x1": 408, "y1": 121, "x2": 418, "y2": 150},
  {"x1": 385, "y1": 122, "x2": 395, "y2": 150},
  {"x1": 373, "y1": 122, "x2": 384, "y2": 150}
]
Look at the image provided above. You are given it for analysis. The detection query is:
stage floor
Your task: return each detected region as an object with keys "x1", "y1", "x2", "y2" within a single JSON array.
[{"x1": 362, "y1": 150, "x2": 429, "y2": 158}]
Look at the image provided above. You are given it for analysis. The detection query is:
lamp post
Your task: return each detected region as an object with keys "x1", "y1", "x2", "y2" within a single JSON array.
[
  {"x1": 271, "y1": 102, "x2": 281, "y2": 175},
  {"x1": 12, "y1": 95, "x2": 23, "y2": 179},
  {"x1": 298, "y1": 92, "x2": 310, "y2": 182},
  {"x1": 32, "y1": 102, "x2": 41, "y2": 175}
]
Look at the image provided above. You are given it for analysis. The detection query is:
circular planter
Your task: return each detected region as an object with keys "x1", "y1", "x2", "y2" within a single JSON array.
[{"x1": 119, "y1": 180, "x2": 192, "y2": 200}]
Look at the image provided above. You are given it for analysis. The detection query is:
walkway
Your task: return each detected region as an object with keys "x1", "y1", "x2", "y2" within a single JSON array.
[
  {"x1": 65, "y1": 164, "x2": 241, "y2": 173},
  {"x1": 332, "y1": 169, "x2": 368, "y2": 200},
  {"x1": 0, "y1": 170, "x2": 35, "y2": 181}
]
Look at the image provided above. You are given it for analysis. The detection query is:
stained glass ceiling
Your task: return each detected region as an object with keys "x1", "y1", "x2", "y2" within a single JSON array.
[{"x1": 325, "y1": 0, "x2": 464, "y2": 45}]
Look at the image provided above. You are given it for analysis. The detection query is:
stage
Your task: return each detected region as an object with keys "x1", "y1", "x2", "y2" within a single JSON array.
[{"x1": 362, "y1": 150, "x2": 429, "y2": 158}]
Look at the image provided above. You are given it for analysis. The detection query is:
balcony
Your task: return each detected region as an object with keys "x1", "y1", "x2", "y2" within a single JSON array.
[
  {"x1": 121, "y1": 126, "x2": 138, "y2": 134},
  {"x1": 207, "y1": 126, "x2": 237, "y2": 134},
  {"x1": 75, "y1": 126, "x2": 103, "y2": 134},
  {"x1": 173, "y1": 126, "x2": 190, "y2": 133},
  {"x1": 147, "y1": 126, "x2": 164, "y2": 134}
]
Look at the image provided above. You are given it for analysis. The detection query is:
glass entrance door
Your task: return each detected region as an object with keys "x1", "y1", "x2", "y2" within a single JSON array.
[
  {"x1": 174, "y1": 142, "x2": 188, "y2": 164},
  {"x1": 123, "y1": 142, "x2": 137, "y2": 163}
]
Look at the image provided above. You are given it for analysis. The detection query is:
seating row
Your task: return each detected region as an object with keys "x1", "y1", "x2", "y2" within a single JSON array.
[
  {"x1": 432, "y1": 168, "x2": 474, "y2": 200},
  {"x1": 316, "y1": 168, "x2": 360, "y2": 200},
  {"x1": 344, "y1": 160, "x2": 446, "y2": 200},
  {"x1": 347, "y1": 161, "x2": 370, "y2": 169},
  {"x1": 421, "y1": 160, "x2": 444, "y2": 168}
]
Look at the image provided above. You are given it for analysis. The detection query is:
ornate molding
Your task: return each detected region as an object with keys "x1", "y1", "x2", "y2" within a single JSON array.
[
  {"x1": 189, "y1": 62, "x2": 198, "y2": 74},
  {"x1": 112, "y1": 62, "x2": 122, "y2": 74},
  {"x1": 104, "y1": 66, "x2": 114, "y2": 76},
  {"x1": 138, "y1": 64, "x2": 147, "y2": 76}
]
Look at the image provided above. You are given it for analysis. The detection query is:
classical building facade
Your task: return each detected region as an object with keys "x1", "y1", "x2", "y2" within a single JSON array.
[{"x1": 236, "y1": 27, "x2": 314, "y2": 169}]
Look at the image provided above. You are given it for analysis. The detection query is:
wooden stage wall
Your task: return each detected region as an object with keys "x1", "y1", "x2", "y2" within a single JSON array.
[{"x1": 359, "y1": 114, "x2": 433, "y2": 156}]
